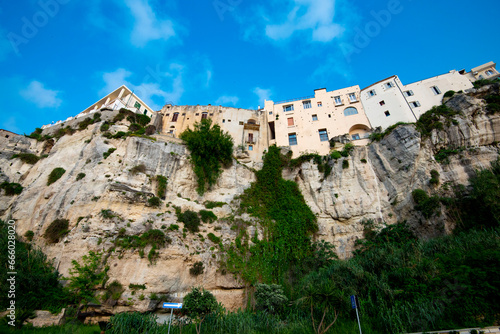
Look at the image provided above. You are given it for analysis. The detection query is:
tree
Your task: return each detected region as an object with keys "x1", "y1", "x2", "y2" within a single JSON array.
[
  {"x1": 179, "y1": 119, "x2": 234, "y2": 195},
  {"x1": 183, "y1": 287, "x2": 219, "y2": 334},
  {"x1": 66, "y1": 251, "x2": 109, "y2": 304},
  {"x1": 255, "y1": 283, "x2": 288, "y2": 314}
]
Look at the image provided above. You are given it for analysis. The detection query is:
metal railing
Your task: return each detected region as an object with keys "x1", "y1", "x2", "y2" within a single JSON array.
[{"x1": 275, "y1": 95, "x2": 315, "y2": 105}]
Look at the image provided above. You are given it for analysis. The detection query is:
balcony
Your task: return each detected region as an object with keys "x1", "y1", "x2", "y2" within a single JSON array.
[{"x1": 244, "y1": 121, "x2": 260, "y2": 131}]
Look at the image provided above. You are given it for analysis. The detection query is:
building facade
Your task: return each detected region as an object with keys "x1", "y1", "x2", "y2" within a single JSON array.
[{"x1": 263, "y1": 86, "x2": 372, "y2": 157}]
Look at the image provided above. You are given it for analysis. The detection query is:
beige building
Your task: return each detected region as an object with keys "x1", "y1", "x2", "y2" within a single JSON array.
[
  {"x1": 263, "y1": 86, "x2": 372, "y2": 157},
  {"x1": 158, "y1": 104, "x2": 268, "y2": 162},
  {"x1": 80, "y1": 85, "x2": 155, "y2": 118},
  {"x1": 463, "y1": 61, "x2": 499, "y2": 82}
]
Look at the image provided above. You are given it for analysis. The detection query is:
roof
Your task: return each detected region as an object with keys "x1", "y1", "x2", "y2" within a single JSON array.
[
  {"x1": 361, "y1": 75, "x2": 397, "y2": 91},
  {"x1": 471, "y1": 61, "x2": 496, "y2": 73}
]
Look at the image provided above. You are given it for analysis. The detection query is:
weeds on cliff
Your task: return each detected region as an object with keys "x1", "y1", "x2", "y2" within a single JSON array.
[
  {"x1": 204, "y1": 201, "x2": 226, "y2": 209},
  {"x1": 47, "y1": 167, "x2": 66, "y2": 185},
  {"x1": 434, "y1": 147, "x2": 464, "y2": 164},
  {"x1": 66, "y1": 251, "x2": 109, "y2": 304},
  {"x1": 207, "y1": 233, "x2": 220, "y2": 243},
  {"x1": 130, "y1": 164, "x2": 146, "y2": 175},
  {"x1": 416, "y1": 105, "x2": 460, "y2": 137},
  {"x1": 76, "y1": 172, "x2": 86, "y2": 181},
  {"x1": 176, "y1": 209, "x2": 201, "y2": 233},
  {"x1": 199, "y1": 210, "x2": 217, "y2": 223},
  {"x1": 44, "y1": 218, "x2": 69, "y2": 243},
  {"x1": 0, "y1": 182, "x2": 23, "y2": 195},
  {"x1": 11, "y1": 152, "x2": 40, "y2": 164},
  {"x1": 369, "y1": 122, "x2": 413, "y2": 141},
  {"x1": 180, "y1": 119, "x2": 234, "y2": 195},
  {"x1": 156, "y1": 175, "x2": 168, "y2": 199},
  {"x1": 412, "y1": 189, "x2": 441, "y2": 218},
  {"x1": 103, "y1": 148, "x2": 116, "y2": 159}
]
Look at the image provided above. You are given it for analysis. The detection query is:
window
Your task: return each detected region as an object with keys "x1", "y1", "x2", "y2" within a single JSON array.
[
  {"x1": 404, "y1": 90, "x2": 414, "y2": 97},
  {"x1": 328, "y1": 114, "x2": 331, "y2": 118},
  {"x1": 248, "y1": 145, "x2": 253, "y2": 151},
  {"x1": 166, "y1": 113, "x2": 170, "y2": 116},
  {"x1": 410, "y1": 101, "x2": 421, "y2": 108},
  {"x1": 182, "y1": 113, "x2": 186, "y2": 116},
  {"x1": 317, "y1": 101, "x2": 322, "y2": 107},
  {"x1": 486, "y1": 69, "x2": 495, "y2": 76},
  {"x1": 312, "y1": 114, "x2": 318, "y2": 121},
  {"x1": 283, "y1": 104, "x2": 294, "y2": 112},
  {"x1": 269, "y1": 111, "x2": 273, "y2": 115},
  {"x1": 202, "y1": 112, "x2": 208, "y2": 119},
  {"x1": 303, "y1": 100, "x2": 312, "y2": 109},
  {"x1": 248, "y1": 133, "x2": 253, "y2": 143},
  {"x1": 143, "y1": 110, "x2": 147, "y2": 115},
  {"x1": 172, "y1": 112, "x2": 179, "y2": 122},
  {"x1": 368, "y1": 89, "x2": 376, "y2": 97},
  {"x1": 351, "y1": 133, "x2": 360, "y2": 140},
  {"x1": 384, "y1": 111, "x2": 391, "y2": 117},
  {"x1": 222, "y1": 119, "x2": 225, "y2": 123},
  {"x1": 334, "y1": 96, "x2": 342, "y2": 105},
  {"x1": 349, "y1": 93, "x2": 357, "y2": 102},
  {"x1": 379, "y1": 100, "x2": 385, "y2": 106},
  {"x1": 195, "y1": 113, "x2": 199, "y2": 116},
  {"x1": 385, "y1": 82, "x2": 394, "y2": 89},
  {"x1": 344, "y1": 107, "x2": 358, "y2": 116},
  {"x1": 134, "y1": 101, "x2": 141, "y2": 109},
  {"x1": 318, "y1": 129, "x2": 328, "y2": 142},
  {"x1": 287, "y1": 117, "x2": 294, "y2": 126},
  {"x1": 239, "y1": 121, "x2": 244, "y2": 125},
  {"x1": 431, "y1": 86, "x2": 441, "y2": 95},
  {"x1": 288, "y1": 133, "x2": 297, "y2": 146}
]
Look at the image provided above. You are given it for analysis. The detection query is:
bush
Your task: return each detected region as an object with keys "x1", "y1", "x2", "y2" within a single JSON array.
[
  {"x1": 204, "y1": 201, "x2": 225, "y2": 209},
  {"x1": 26, "y1": 128, "x2": 43, "y2": 141},
  {"x1": 190, "y1": 261, "x2": 204, "y2": 276},
  {"x1": 207, "y1": 233, "x2": 220, "y2": 243},
  {"x1": 177, "y1": 210, "x2": 201, "y2": 233},
  {"x1": 412, "y1": 189, "x2": 440, "y2": 218},
  {"x1": 78, "y1": 117, "x2": 94, "y2": 130},
  {"x1": 156, "y1": 175, "x2": 168, "y2": 199},
  {"x1": 416, "y1": 105, "x2": 460, "y2": 137},
  {"x1": 103, "y1": 148, "x2": 116, "y2": 159},
  {"x1": 100, "y1": 122, "x2": 110, "y2": 132},
  {"x1": 101, "y1": 209, "x2": 116, "y2": 219},
  {"x1": 369, "y1": 122, "x2": 412, "y2": 142},
  {"x1": 147, "y1": 196, "x2": 161, "y2": 207},
  {"x1": 255, "y1": 283, "x2": 288, "y2": 314},
  {"x1": 130, "y1": 164, "x2": 146, "y2": 175},
  {"x1": 24, "y1": 230, "x2": 34, "y2": 241},
  {"x1": 199, "y1": 210, "x2": 217, "y2": 223},
  {"x1": 183, "y1": 287, "x2": 219, "y2": 334},
  {"x1": 0, "y1": 182, "x2": 23, "y2": 195},
  {"x1": 180, "y1": 119, "x2": 234, "y2": 194},
  {"x1": 47, "y1": 167, "x2": 66, "y2": 185},
  {"x1": 44, "y1": 219, "x2": 69, "y2": 243},
  {"x1": 76, "y1": 172, "x2": 86, "y2": 181},
  {"x1": 66, "y1": 251, "x2": 109, "y2": 304},
  {"x1": 342, "y1": 159, "x2": 349, "y2": 169},
  {"x1": 105, "y1": 280, "x2": 124, "y2": 301},
  {"x1": 168, "y1": 224, "x2": 179, "y2": 231},
  {"x1": 444, "y1": 90, "x2": 456, "y2": 98},
  {"x1": 12, "y1": 152, "x2": 40, "y2": 164},
  {"x1": 128, "y1": 123, "x2": 143, "y2": 132},
  {"x1": 430, "y1": 169, "x2": 440, "y2": 185},
  {"x1": 330, "y1": 151, "x2": 342, "y2": 159}
]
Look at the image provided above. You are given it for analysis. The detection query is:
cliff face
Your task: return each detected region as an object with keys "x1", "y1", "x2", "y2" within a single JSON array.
[{"x1": 1, "y1": 85, "x2": 499, "y2": 313}]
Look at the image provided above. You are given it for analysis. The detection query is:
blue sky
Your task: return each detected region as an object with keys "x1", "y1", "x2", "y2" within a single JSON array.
[{"x1": 1, "y1": 0, "x2": 499, "y2": 135}]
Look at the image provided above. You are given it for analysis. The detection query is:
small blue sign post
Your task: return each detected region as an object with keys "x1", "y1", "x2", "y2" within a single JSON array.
[
  {"x1": 351, "y1": 295, "x2": 362, "y2": 334},
  {"x1": 163, "y1": 303, "x2": 183, "y2": 334}
]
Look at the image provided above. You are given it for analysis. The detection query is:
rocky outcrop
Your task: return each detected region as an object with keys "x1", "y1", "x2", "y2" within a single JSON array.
[{"x1": 1, "y1": 87, "x2": 499, "y2": 316}]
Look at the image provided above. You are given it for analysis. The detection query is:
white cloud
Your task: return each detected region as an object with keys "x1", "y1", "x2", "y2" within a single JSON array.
[
  {"x1": 100, "y1": 63, "x2": 184, "y2": 110},
  {"x1": 20, "y1": 81, "x2": 62, "y2": 108},
  {"x1": 253, "y1": 87, "x2": 273, "y2": 106},
  {"x1": 124, "y1": 0, "x2": 176, "y2": 47},
  {"x1": 215, "y1": 95, "x2": 239, "y2": 106},
  {"x1": 265, "y1": 0, "x2": 344, "y2": 43}
]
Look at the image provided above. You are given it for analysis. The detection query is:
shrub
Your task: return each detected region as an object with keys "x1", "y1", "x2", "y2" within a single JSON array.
[
  {"x1": 100, "y1": 122, "x2": 110, "y2": 132},
  {"x1": 12, "y1": 152, "x2": 40, "y2": 164},
  {"x1": 207, "y1": 233, "x2": 220, "y2": 243},
  {"x1": 135, "y1": 114, "x2": 151, "y2": 127},
  {"x1": 26, "y1": 128, "x2": 43, "y2": 141},
  {"x1": 78, "y1": 117, "x2": 94, "y2": 130},
  {"x1": 156, "y1": 175, "x2": 168, "y2": 199},
  {"x1": 24, "y1": 230, "x2": 34, "y2": 241},
  {"x1": 485, "y1": 94, "x2": 500, "y2": 114},
  {"x1": 103, "y1": 148, "x2": 116, "y2": 159},
  {"x1": 199, "y1": 210, "x2": 217, "y2": 223},
  {"x1": 360, "y1": 158, "x2": 367, "y2": 163},
  {"x1": 167, "y1": 224, "x2": 179, "y2": 231},
  {"x1": 177, "y1": 210, "x2": 201, "y2": 233},
  {"x1": 0, "y1": 182, "x2": 23, "y2": 195},
  {"x1": 444, "y1": 90, "x2": 456, "y2": 98},
  {"x1": 342, "y1": 159, "x2": 349, "y2": 169},
  {"x1": 412, "y1": 189, "x2": 440, "y2": 218},
  {"x1": 112, "y1": 131, "x2": 128, "y2": 139},
  {"x1": 130, "y1": 164, "x2": 146, "y2": 175},
  {"x1": 47, "y1": 167, "x2": 66, "y2": 185},
  {"x1": 104, "y1": 280, "x2": 124, "y2": 301},
  {"x1": 435, "y1": 147, "x2": 463, "y2": 164},
  {"x1": 129, "y1": 283, "x2": 146, "y2": 290},
  {"x1": 44, "y1": 219, "x2": 69, "y2": 243},
  {"x1": 204, "y1": 201, "x2": 225, "y2": 209},
  {"x1": 66, "y1": 251, "x2": 109, "y2": 304},
  {"x1": 190, "y1": 261, "x2": 205, "y2": 276},
  {"x1": 416, "y1": 105, "x2": 460, "y2": 137},
  {"x1": 430, "y1": 169, "x2": 440, "y2": 185},
  {"x1": 183, "y1": 287, "x2": 219, "y2": 334},
  {"x1": 255, "y1": 283, "x2": 288, "y2": 314},
  {"x1": 180, "y1": 119, "x2": 234, "y2": 194},
  {"x1": 147, "y1": 196, "x2": 161, "y2": 207},
  {"x1": 473, "y1": 78, "x2": 500, "y2": 88},
  {"x1": 76, "y1": 172, "x2": 86, "y2": 181},
  {"x1": 101, "y1": 209, "x2": 115, "y2": 219},
  {"x1": 369, "y1": 122, "x2": 412, "y2": 141},
  {"x1": 330, "y1": 151, "x2": 342, "y2": 159},
  {"x1": 128, "y1": 123, "x2": 143, "y2": 132}
]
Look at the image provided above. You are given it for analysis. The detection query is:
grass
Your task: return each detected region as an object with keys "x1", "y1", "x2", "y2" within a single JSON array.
[
  {"x1": 11, "y1": 153, "x2": 40, "y2": 164},
  {"x1": 204, "y1": 201, "x2": 226, "y2": 209}
]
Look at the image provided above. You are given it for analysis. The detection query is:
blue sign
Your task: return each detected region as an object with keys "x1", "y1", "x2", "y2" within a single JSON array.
[
  {"x1": 163, "y1": 303, "x2": 183, "y2": 309},
  {"x1": 351, "y1": 295, "x2": 356, "y2": 309}
]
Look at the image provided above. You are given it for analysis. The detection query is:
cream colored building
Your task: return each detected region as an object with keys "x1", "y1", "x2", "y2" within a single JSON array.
[
  {"x1": 463, "y1": 61, "x2": 499, "y2": 82},
  {"x1": 263, "y1": 86, "x2": 372, "y2": 157},
  {"x1": 158, "y1": 104, "x2": 268, "y2": 162},
  {"x1": 79, "y1": 85, "x2": 155, "y2": 118}
]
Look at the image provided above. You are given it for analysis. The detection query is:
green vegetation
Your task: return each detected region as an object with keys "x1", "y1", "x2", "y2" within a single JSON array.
[
  {"x1": 204, "y1": 200, "x2": 225, "y2": 209},
  {"x1": 167, "y1": 224, "x2": 179, "y2": 231},
  {"x1": 47, "y1": 167, "x2": 66, "y2": 185},
  {"x1": 24, "y1": 230, "x2": 34, "y2": 241},
  {"x1": 76, "y1": 173, "x2": 86, "y2": 181},
  {"x1": 189, "y1": 261, "x2": 205, "y2": 276},
  {"x1": 101, "y1": 209, "x2": 116, "y2": 219},
  {"x1": 183, "y1": 287, "x2": 219, "y2": 334},
  {"x1": 102, "y1": 280, "x2": 124, "y2": 301},
  {"x1": 444, "y1": 90, "x2": 456, "y2": 98},
  {"x1": 199, "y1": 209, "x2": 217, "y2": 223},
  {"x1": 114, "y1": 229, "x2": 171, "y2": 264},
  {"x1": 128, "y1": 283, "x2": 146, "y2": 290},
  {"x1": 472, "y1": 78, "x2": 500, "y2": 88},
  {"x1": 342, "y1": 159, "x2": 349, "y2": 169},
  {"x1": 289, "y1": 153, "x2": 332, "y2": 179},
  {"x1": 103, "y1": 147, "x2": 116, "y2": 159},
  {"x1": 485, "y1": 93, "x2": 500, "y2": 113},
  {"x1": 129, "y1": 164, "x2": 146, "y2": 175},
  {"x1": 11, "y1": 152, "x2": 40, "y2": 164},
  {"x1": 156, "y1": 175, "x2": 168, "y2": 199},
  {"x1": 429, "y1": 169, "x2": 440, "y2": 185},
  {"x1": 147, "y1": 196, "x2": 161, "y2": 207},
  {"x1": 207, "y1": 232, "x2": 220, "y2": 243},
  {"x1": 416, "y1": 105, "x2": 460, "y2": 137},
  {"x1": 176, "y1": 209, "x2": 201, "y2": 233},
  {"x1": 66, "y1": 251, "x2": 109, "y2": 304},
  {"x1": 180, "y1": 119, "x2": 234, "y2": 195},
  {"x1": 369, "y1": 122, "x2": 413, "y2": 141},
  {"x1": 412, "y1": 189, "x2": 441, "y2": 218},
  {"x1": 255, "y1": 283, "x2": 288, "y2": 314},
  {"x1": 44, "y1": 219, "x2": 69, "y2": 243},
  {"x1": 0, "y1": 181, "x2": 23, "y2": 195},
  {"x1": 54, "y1": 126, "x2": 75, "y2": 139},
  {"x1": 107, "y1": 312, "x2": 163, "y2": 334},
  {"x1": 434, "y1": 147, "x2": 464, "y2": 164}
]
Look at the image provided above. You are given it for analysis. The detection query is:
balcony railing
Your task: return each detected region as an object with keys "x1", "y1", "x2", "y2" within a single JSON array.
[{"x1": 275, "y1": 95, "x2": 315, "y2": 105}]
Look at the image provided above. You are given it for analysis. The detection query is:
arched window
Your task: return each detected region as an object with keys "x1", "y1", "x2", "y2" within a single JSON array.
[{"x1": 344, "y1": 107, "x2": 358, "y2": 116}]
